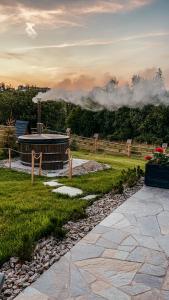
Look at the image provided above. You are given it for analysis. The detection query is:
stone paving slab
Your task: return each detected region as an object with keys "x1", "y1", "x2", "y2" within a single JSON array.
[
  {"x1": 52, "y1": 186, "x2": 83, "y2": 197},
  {"x1": 15, "y1": 186, "x2": 169, "y2": 299}
]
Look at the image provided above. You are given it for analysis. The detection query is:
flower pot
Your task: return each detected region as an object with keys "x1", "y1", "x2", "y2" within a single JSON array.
[{"x1": 145, "y1": 163, "x2": 169, "y2": 189}]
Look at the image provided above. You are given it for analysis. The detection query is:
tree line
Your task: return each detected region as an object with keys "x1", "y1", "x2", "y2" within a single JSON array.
[{"x1": 0, "y1": 87, "x2": 169, "y2": 144}]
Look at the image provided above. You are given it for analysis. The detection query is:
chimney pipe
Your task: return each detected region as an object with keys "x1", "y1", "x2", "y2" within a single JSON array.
[{"x1": 37, "y1": 99, "x2": 43, "y2": 134}]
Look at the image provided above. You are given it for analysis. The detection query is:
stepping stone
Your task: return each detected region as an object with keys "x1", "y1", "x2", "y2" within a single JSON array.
[
  {"x1": 52, "y1": 186, "x2": 83, "y2": 197},
  {"x1": 81, "y1": 195, "x2": 97, "y2": 200},
  {"x1": 43, "y1": 181, "x2": 63, "y2": 187}
]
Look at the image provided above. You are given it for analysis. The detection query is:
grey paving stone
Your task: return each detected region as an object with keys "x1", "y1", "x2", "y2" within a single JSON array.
[
  {"x1": 102, "y1": 228, "x2": 129, "y2": 245},
  {"x1": 137, "y1": 215, "x2": 160, "y2": 237},
  {"x1": 157, "y1": 211, "x2": 169, "y2": 235},
  {"x1": 52, "y1": 186, "x2": 83, "y2": 197},
  {"x1": 69, "y1": 264, "x2": 89, "y2": 297},
  {"x1": 81, "y1": 195, "x2": 97, "y2": 200},
  {"x1": 121, "y1": 236, "x2": 138, "y2": 246},
  {"x1": 116, "y1": 197, "x2": 162, "y2": 217},
  {"x1": 132, "y1": 234, "x2": 161, "y2": 251},
  {"x1": 100, "y1": 212, "x2": 124, "y2": 227},
  {"x1": 160, "y1": 290, "x2": 169, "y2": 300},
  {"x1": 127, "y1": 247, "x2": 150, "y2": 263},
  {"x1": 93, "y1": 286, "x2": 130, "y2": 300},
  {"x1": 155, "y1": 235, "x2": 169, "y2": 258},
  {"x1": 43, "y1": 181, "x2": 63, "y2": 187},
  {"x1": 134, "y1": 274, "x2": 163, "y2": 289},
  {"x1": 107, "y1": 271, "x2": 136, "y2": 287},
  {"x1": 121, "y1": 283, "x2": 151, "y2": 296},
  {"x1": 139, "y1": 263, "x2": 166, "y2": 277},
  {"x1": 71, "y1": 244, "x2": 104, "y2": 261},
  {"x1": 96, "y1": 237, "x2": 118, "y2": 249}
]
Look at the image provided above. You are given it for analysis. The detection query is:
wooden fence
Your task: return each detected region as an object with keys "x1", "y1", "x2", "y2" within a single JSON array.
[
  {"x1": 72, "y1": 135, "x2": 164, "y2": 158},
  {"x1": 0, "y1": 125, "x2": 167, "y2": 158}
]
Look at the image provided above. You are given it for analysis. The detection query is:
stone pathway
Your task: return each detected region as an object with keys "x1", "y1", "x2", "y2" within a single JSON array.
[{"x1": 15, "y1": 186, "x2": 169, "y2": 300}]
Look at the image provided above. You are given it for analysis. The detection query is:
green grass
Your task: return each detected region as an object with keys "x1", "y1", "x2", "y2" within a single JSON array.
[
  {"x1": 60, "y1": 151, "x2": 145, "y2": 194},
  {"x1": 0, "y1": 151, "x2": 145, "y2": 264}
]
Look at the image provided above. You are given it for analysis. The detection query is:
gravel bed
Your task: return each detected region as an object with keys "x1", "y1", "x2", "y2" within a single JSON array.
[{"x1": 0, "y1": 179, "x2": 143, "y2": 300}]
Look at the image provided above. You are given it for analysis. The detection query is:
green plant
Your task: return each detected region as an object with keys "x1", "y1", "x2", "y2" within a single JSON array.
[
  {"x1": 2, "y1": 127, "x2": 18, "y2": 157},
  {"x1": 17, "y1": 234, "x2": 34, "y2": 262},
  {"x1": 43, "y1": 217, "x2": 67, "y2": 239},
  {"x1": 113, "y1": 180, "x2": 124, "y2": 194},
  {"x1": 70, "y1": 138, "x2": 79, "y2": 151}
]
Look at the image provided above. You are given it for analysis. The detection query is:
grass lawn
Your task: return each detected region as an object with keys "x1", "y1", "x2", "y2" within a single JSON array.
[{"x1": 0, "y1": 151, "x2": 145, "y2": 264}]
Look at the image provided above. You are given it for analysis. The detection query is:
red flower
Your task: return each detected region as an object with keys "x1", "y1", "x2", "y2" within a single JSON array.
[
  {"x1": 155, "y1": 147, "x2": 164, "y2": 153},
  {"x1": 144, "y1": 155, "x2": 152, "y2": 160}
]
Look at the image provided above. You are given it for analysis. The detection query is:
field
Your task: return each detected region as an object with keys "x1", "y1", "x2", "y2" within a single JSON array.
[{"x1": 0, "y1": 151, "x2": 145, "y2": 264}]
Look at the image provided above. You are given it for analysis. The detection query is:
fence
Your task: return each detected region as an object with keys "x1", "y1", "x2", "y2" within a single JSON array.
[
  {"x1": 0, "y1": 147, "x2": 73, "y2": 184},
  {"x1": 72, "y1": 135, "x2": 166, "y2": 157}
]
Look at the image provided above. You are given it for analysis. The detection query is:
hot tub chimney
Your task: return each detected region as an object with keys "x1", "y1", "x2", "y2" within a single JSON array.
[{"x1": 37, "y1": 98, "x2": 43, "y2": 134}]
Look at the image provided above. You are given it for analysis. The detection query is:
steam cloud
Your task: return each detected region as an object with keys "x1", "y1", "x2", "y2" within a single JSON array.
[{"x1": 32, "y1": 70, "x2": 169, "y2": 111}]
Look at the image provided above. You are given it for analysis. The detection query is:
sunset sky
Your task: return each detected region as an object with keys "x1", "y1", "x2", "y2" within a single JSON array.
[{"x1": 0, "y1": 0, "x2": 169, "y2": 89}]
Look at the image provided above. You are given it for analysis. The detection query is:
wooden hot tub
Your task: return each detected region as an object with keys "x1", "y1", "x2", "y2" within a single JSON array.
[{"x1": 18, "y1": 134, "x2": 69, "y2": 170}]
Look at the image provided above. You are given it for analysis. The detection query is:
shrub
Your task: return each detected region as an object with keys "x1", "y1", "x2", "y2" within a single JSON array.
[
  {"x1": 17, "y1": 234, "x2": 34, "y2": 262},
  {"x1": 2, "y1": 127, "x2": 18, "y2": 158},
  {"x1": 70, "y1": 207, "x2": 87, "y2": 221},
  {"x1": 70, "y1": 138, "x2": 79, "y2": 151},
  {"x1": 42, "y1": 217, "x2": 67, "y2": 240},
  {"x1": 113, "y1": 180, "x2": 124, "y2": 194}
]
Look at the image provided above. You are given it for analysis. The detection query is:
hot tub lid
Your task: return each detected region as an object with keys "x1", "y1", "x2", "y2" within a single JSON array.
[{"x1": 18, "y1": 134, "x2": 69, "y2": 145}]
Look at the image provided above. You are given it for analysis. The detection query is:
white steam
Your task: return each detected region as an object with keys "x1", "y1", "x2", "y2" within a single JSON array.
[{"x1": 32, "y1": 70, "x2": 169, "y2": 110}]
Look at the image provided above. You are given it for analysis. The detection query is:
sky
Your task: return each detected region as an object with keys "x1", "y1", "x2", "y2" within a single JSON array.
[{"x1": 0, "y1": 0, "x2": 169, "y2": 89}]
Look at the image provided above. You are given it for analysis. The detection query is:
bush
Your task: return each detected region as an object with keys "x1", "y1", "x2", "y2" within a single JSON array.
[
  {"x1": 17, "y1": 234, "x2": 34, "y2": 262},
  {"x1": 2, "y1": 127, "x2": 18, "y2": 158},
  {"x1": 42, "y1": 217, "x2": 67, "y2": 240},
  {"x1": 120, "y1": 166, "x2": 143, "y2": 188},
  {"x1": 113, "y1": 180, "x2": 124, "y2": 194},
  {"x1": 70, "y1": 138, "x2": 79, "y2": 151}
]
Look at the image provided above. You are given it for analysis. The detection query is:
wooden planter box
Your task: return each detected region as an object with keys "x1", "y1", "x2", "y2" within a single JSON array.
[{"x1": 145, "y1": 163, "x2": 169, "y2": 189}]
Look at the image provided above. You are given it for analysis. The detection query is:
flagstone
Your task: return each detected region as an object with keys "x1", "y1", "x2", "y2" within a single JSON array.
[
  {"x1": 14, "y1": 186, "x2": 169, "y2": 300},
  {"x1": 43, "y1": 181, "x2": 63, "y2": 187},
  {"x1": 139, "y1": 263, "x2": 166, "y2": 277},
  {"x1": 52, "y1": 186, "x2": 83, "y2": 197},
  {"x1": 93, "y1": 286, "x2": 130, "y2": 300},
  {"x1": 162, "y1": 269, "x2": 169, "y2": 290},
  {"x1": 137, "y1": 215, "x2": 161, "y2": 237},
  {"x1": 102, "y1": 249, "x2": 129, "y2": 260},
  {"x1": 157, "y1": 211, "x2": 169, "y2": 235},
  {"x1": 121, "y1": 283, "x2": 151, "y2": 296},
  {"x1": 81, "y1": 195, "x2": 97, "y2": 200},
  {"x1": 134, "y1": 274, "x2": 163, "y2": 289}
]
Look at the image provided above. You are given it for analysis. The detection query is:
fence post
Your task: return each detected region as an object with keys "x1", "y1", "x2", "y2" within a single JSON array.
[
  {"x1": 93, "y1": 133, "x2": 99, "y2": 153},
  {"x1": 126, "y1": 139, "x2": 132, "y2": 158},
  {"x1": 67, "y1": 148, "x2": 73, "y2": 179},
  {"x1": 31, "y1": 150, "x2": 35, "y2": 185},
  {"x1": 39, "y1": 152, "x2": 42, "y2": 176},
  {"x1": 8, "y1": 148, "x2": 11, "y2": 168}
]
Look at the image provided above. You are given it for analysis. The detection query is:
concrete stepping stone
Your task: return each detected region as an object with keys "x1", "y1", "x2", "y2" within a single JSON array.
[
  {"x1": 52, "y1": 186, "x2": 83, "y2": 197},
  {"x1": 81, "y1": 195, "x2": 97, "y2": 200},
  {"x1": 43, "y1": 181, "x2": 63, "y2": 187}
]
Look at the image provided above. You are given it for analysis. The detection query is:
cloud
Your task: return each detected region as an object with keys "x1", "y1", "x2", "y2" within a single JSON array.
[
  {"x1": 0, "y1": 0, "x2": 154, "y2": 36},
  {"x1": 25, "y1": 22, "x2": 37, "y2": 38},
  {"x1": 12, "y1": 31, "x2": 169, "y2": 52}
]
